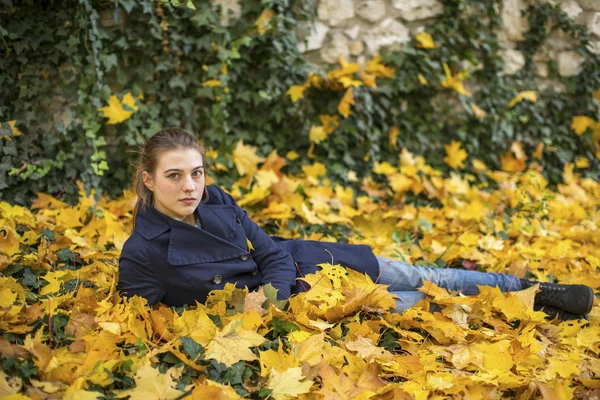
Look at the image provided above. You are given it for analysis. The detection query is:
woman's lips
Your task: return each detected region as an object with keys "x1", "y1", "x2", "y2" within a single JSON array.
[{"x1": 180, "y1": 198, "x2": 196, "y2": 205}]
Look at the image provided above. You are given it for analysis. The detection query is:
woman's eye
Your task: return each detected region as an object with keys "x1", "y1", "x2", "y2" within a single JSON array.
[
  {"x1": 192, "y1": 170, "x2": 204, "y2": 177},
  {"x1": 168, "y1": 173, "x2": 179, "y2": 179}
]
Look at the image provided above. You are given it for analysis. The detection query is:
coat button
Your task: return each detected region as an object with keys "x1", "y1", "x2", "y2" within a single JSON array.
[
  {"x1": 251, "y1": 269, "x2": 258, "y2": 276},
  {"x1": 212, "y1": 274, "x2": 222, "y2": 284},
  {"x1": 241, "y1": 254, "x2": 249, "y2": 261}
]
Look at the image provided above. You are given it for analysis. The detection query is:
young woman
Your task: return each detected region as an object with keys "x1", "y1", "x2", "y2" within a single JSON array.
[{"x1": 118, "y1": 128, "x2": 595, "y2": 321}]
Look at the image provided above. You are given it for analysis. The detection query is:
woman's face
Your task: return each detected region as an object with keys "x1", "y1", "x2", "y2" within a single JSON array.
[{"x1": 142, "y1": 147, "x2": 205, "y2": 224}]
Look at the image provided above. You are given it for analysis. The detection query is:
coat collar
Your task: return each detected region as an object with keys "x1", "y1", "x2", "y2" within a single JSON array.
[
  {"x1": 134, "y1": 204, "x2": 173, "y2": 240},
  {"x1": 134, "y1": 203, "x2": 247, "y2": 266}
]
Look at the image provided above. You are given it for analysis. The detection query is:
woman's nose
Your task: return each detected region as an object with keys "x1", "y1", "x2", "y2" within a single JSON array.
[{"x1": 182, "y1": 175, "x2": 195, "y2": 191}]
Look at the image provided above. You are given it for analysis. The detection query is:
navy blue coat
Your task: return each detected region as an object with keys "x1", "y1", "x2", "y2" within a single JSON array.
[{"x1": 117, "y1": 185, "x2": 380, "y2": 307}]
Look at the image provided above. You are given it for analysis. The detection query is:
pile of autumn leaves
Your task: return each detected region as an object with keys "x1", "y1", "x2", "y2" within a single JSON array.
[{"x1": 1, "y1": 147, "x2": 600, "y2": 399}]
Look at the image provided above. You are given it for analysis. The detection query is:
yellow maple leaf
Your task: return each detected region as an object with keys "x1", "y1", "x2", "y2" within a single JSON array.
[
  {"x1": 40, "y1": 271, "x2": 68, "y2": 296},
  {"x1": 500, "y1": 141, "x2": 527, "y2": 172},
  {"x1": 240, "y1": 309, "x2": 263, "y2": 331},
  {"x1": 543, "y1": 351, "x2": 582, "y2": 380},
  {"x1": 508, "y1": 90, "x2": 537, "y2": 108},
  {"x1": 0, "y1": 227, "x2": 20, "y2": 257},
  {"x1": 316, "y1": 362, "x2": 366, "y2": 399},
  {"x1": 317, "y1": 263, "x2": 350, "y2": 289},
  {"x1": 470, "y1": 103, "x2": 486, "y2": 119},
  {"x1": 173, "y1": 308, "x2": 217, "y2": 346},
  {"x1": 537, "y1": 380, "x2": 575, "y2": 400},
  {"x1": 365, "y1": 54, "x2": 394, "y2": 78},
  {"x1": 237, "y1": 186, "x2": 270, "y2": 207},
  {"x1": 117, "y1": 363, "x2": 190, "y2": 400},
  {"x1": 418, "y1": 73, "x2": 429, "y2": 86},
  {"x1": 477, "y1": 234, "x2": 504, "y2": 251},
  {"x1": 373, "y1": 161, "x2": 398, "y2": 175},
  {"x1": 286, "y1": 150, "x2": 300, "y2": 161},
  {"x1": 99, "y1": 92, "x2": 140, "y2": 124},
  {"x1": 205, "y1": 282, "x2": 237, "y2": 309},
  {"x1": 441, "y1": 62, "x2": 471, "y2": 97},
  {"x1": 415, "y1": 31, "x2": 437, "y2": 49},
  {"x1": 299, "y1": 274, "x2": 344, "y2": 309},
  {"x1": 287, "y1": 330, "x2": 312, "y2": 344},
  {"x1": 254, "y1": 169, "x2": 279, "y2": 188},
  {"x1": 473, "y1": 340, "x2": 515, "y2": 373},
  {"x1": 491, "y1": 285, "x2": 544, "y2": 321},
  {"x1": 575, "y1": 156, "x2": 589, "y2": 168},
  {"x1": 301, "y1": 162, "x2": 326, "y2": 180},
  {"x1": 262, "y1": 202, "x2": 294, "y2": 219},
  {"x1": 359, "y1": 71, "x2": 377, "y2": 88},
  {"x1": 267, "y1": 367, "x2": 313, "y2": 400},
  {"x1": 345, "y1": 335, "x2": 393, "y2": 362},
  {"x1": 0, "y1": 370, "x2": 22, "y2": 396},
  {"x1": 246, "y1": 237, "x2": 255, "y2": 252},
  {"x1": 190, "y1": 380, "x2": 241, "y2": 399},
  {"x1": 388, "y1": 126, "x2": 399, "y2": 149},
  {"x1": 256, "y1": 9, "x2": 276, "y2": 36},
  {"x1": 338, "y1": 87, "x2": 355, "y2": 118},
  {"x1": 231, "y1": 140, "x2": 265, "y2": 178},
  {"x1": 309, "y1": 125, "x2": 327, "y2": 144},
  {"x1": 202, "y1": 79, "x2": 222, "y2": 87},
  {"x1": 243, "y1": 288, "x2": 268, "y2": 317},
  {"x1": 204, "y1": 318, "x2": 267, "y2": 367},
  {"x1": 0, "y1": 287, "x2": 17, "y2": 309},
  {"x1": 448, "y1": 343, "x2": 483, "y2": 369},
  {"x1": 8, "y1": 121, "x2": 22, "y2": 136},
  {"x1": 532, "y1": 142, "x2": 544, "y2": 159},
  {"x1": 570, "y1": 115, "x2": 595, "y2": 136},
  {"x1": 320, "y1": 114, "x2": 339, "y2": 134},
  {"x1": 339, "y1": 76, "x2": 363, "y2": 88},
  {"x1": 328, "y1": 57, "x2": 361, "y2": 81},
  {"x1": 347, "y1": 170, "x2": 358, "y2": 182},
  {"x1": 31, "y1": 192, "x2": 68, "y2": 210},
  {"x1": 64, "y1": 387, "x2": 106, "y2": 400},
  {"x1": 286, "y1": 85, "x2": 307, "y2": 103},
  {"x1": 472, "y1": 159, "x2": 488, "y2": 172},
  {"x1": 443, "y1": 140, "x2": 467, "y2": 169},
  {"x1": 2, "y1": 394, "x2": 34, "y2": 400},
  {"x1": 121, "y1": 92, "x2": 138, "y2": 111},
  {"x1": 0, "y1": 120, "x2": 23, "y2": 140},
  {"x1": 259, "y1": 342, "x2": 299, "y2": 377}
]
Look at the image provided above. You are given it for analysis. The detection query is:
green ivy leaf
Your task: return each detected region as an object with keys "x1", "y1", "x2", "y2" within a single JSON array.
[
  {"x1": 261, "y1": 283, "x2": 288, "y2": 310},
  {"x1": 181, "y1": 337, "x2": 204, "y2": 364}
]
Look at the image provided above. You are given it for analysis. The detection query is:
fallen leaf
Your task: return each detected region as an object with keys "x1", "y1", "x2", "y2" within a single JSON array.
[{"x1": 205, "y1": 318, "x2": 267, "y2": 367}]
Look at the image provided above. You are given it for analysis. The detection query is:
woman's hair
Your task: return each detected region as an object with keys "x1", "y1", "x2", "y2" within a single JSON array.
[{"x1": 132, "y1": 127, "x2": 208, "y2": 212}]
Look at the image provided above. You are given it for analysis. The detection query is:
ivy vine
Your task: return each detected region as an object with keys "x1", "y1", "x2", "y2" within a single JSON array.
[{"x1": 0, "y1": 0, "x2": 598, "y2": 205}]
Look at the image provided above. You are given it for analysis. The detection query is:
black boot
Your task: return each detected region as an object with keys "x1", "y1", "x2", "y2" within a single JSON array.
[
  {"x1": 520, "y1": 279, "x2": 594, "y2": 315},
  {"x1": 534, "y1": 304, "x2": 588, "y2": 322}
]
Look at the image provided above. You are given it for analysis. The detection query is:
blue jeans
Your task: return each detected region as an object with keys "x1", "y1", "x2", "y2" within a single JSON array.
[{"x1": 376, "y1": 257, "x2": 523, "y2": 312}]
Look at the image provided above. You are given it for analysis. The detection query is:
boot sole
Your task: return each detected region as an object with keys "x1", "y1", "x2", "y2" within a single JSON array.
[{"x1": 582, "y1": 286, "x2": 595, "y2": 315}]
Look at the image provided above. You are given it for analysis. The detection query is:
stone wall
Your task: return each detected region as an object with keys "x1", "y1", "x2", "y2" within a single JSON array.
[
  {"x1": 213, "y1": 0, "x2": 600, "y2": 78},
  {"x1": 308, "y1": 0, "x2": 600, "y2": 77}
]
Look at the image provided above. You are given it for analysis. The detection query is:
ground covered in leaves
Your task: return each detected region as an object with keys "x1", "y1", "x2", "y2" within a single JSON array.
[{"x1": 1, "y1": 148, "x2": 599, "y2": 399}]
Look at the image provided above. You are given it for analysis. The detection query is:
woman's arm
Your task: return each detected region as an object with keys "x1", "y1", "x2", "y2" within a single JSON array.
[
  {"x1": 216, "y1": 187, "x2": 297, "y2": 300},
  {"x1": 118, "y1": 243, "x2": 166, "y2": 306}
]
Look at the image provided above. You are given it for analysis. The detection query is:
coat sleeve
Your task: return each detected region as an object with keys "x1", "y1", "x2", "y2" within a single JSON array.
[
  {"x1": 118, "y1": 243, "x2": 166, "y2": 306},
  {"x1": 217, "y1": 188, "x2": 297, "y2": 300}
]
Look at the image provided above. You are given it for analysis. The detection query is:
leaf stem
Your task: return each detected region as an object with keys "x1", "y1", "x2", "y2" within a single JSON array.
[
  {"x1": 294, "y1": 263, "x2": 308, "y2": 292},
  {"x1": 48, "y1": 298, "x2": 53, "y2": 350},
  {"x1": 0, "y1": 31, "x2": 9, "y2": 58},
  {"x1": 434, "y1": 223, "x2": 475, "y2": 267},
  {"x1": 57, "y1": 175, "x2": 76, "y2": 198}
]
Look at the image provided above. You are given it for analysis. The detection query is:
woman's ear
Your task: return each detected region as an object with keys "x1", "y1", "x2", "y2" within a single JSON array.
[{"x1": 142, "y1": 171, "x2": 154, "y2": 192}]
